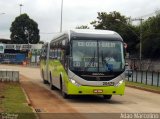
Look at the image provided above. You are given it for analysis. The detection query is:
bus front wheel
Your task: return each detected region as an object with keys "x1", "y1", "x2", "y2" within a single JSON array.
[
  {"x1": 103, "y1": 95, "x2": 112, "y2": 100},
  {"x1": 60, "y1": 79, "x2": 69, "y2": 99},
  {"x1": 62, "y1": 90, "x2": 69, "y2": 99}
]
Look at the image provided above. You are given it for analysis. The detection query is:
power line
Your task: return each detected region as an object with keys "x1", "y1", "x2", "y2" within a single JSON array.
[
  {"x1": 135, "y1": 10, "x2": 160, "y2": 19},
  {"x1": 138, "y1": 12, "x2": 155, "y2": 18}
]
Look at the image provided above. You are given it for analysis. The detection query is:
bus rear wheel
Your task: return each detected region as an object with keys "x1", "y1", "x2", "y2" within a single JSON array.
[
  {"x1": 50, "y1": 73, "x2": 56, "y2": 90},
  {"x1": 50, "y1": 80, "x2": 56, "y2": 90},
  {"x1": 42, "y1": 70, "x2": 48, "y2": 84},
  {"x1": 103, "y1": 95, "x2": 112, "y2": 100}
]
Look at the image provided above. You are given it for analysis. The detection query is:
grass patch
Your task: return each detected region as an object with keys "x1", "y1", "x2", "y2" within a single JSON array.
[
  {"x1": 125, "y1": 81, "x2": 160, "y2": 93},
  {"x1": 0, "y1": 82, "x2": 36, "y2": 119}
]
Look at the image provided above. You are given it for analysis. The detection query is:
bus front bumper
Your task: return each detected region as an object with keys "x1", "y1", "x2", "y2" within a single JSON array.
[{"x1": 66, "y1": 82, "x2": 125, "y2": 95}]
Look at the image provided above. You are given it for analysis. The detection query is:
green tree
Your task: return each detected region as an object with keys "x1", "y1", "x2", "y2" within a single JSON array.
[
  {"x1": 10, "y1": 13, "x2": 40, "y2": 44},
  {"x1": 141, "y1": 13, "x2": 160, "y2": 58},
  {"x1": 76, "y1": 25, "x2": 89, "y2": 29},
  {"x1": 38, "y1": 40, "x2": 44, "y2": 44},
  {"x1": 91, "y1": 11, "x2": 139, "y2": 54}
]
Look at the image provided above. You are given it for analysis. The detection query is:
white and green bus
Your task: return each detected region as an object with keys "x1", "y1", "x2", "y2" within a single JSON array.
[{"x1": 40, "y1": 29, "x2": 126, "y2": 99}]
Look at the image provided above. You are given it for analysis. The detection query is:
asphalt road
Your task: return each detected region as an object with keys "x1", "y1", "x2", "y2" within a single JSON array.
[{"x1": 1, "y1": 64, "x2": 160, "y2": 113}]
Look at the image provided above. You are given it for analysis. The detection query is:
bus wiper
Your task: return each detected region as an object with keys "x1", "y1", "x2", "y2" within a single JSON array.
[{"x1": 84, "y1": 51, "x2": 95, "y2": 71}]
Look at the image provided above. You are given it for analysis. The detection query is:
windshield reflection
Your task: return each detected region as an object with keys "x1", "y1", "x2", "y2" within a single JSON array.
[{"x1": 70, "y1": 40, "x2": 125, "y2": 72}]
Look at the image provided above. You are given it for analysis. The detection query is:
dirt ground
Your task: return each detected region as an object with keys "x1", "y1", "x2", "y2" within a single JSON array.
[
  {"x1": 20, "y1": 75, "x2": 77, "y2": 113},
  {"x1": 20, "y1": 75, "x2": 88, "y2": 119}
]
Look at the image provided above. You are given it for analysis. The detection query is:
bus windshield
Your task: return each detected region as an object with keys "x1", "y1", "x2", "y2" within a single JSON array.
[{"x1": 70, "y1": 40, "x2": 125, "y2": 72}]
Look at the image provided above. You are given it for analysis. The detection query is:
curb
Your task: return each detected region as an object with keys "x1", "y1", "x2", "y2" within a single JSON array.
[
  {"x1": 126, "y1": 85, "x2": 160, "y2": 94},
  {"x1": 21, "y1": 87, "x2": 32, "y2": 106},
  {"x1": 21, "y1": 86, "x2": 40, "y2": 119}
]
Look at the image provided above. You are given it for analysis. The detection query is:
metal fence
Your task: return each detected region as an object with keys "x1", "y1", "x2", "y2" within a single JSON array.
[{"x1": 126, "y1": 70, "x2": 160, "y2": 87}]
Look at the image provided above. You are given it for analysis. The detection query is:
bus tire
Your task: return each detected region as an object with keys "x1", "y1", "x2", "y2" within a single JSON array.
[
  {"x1": 60, "y1": 78, "x2": 69, "y2": 99},
  {"x1": 103, "y1": 95, "x2": 112, "y2": 100},
  {"x1": 42, "y1": 70, "x2": 48, "y2": 84},
  {"x1": 50, "y1": 72, "x2": 56, "y2": 90}
]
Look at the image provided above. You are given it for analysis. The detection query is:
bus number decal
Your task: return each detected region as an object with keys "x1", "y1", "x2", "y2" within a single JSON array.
[{"x1": 103, "y1": 82, "x2": 114, "y2": 86}]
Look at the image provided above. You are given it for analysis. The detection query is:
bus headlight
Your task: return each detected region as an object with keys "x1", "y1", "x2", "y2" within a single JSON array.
[
  {"x1": 115, "y1": 80, "x2": 124, "y2": 87},
  {"x1": 69, "y1": 78, "x2": 81, "y2": 87}
]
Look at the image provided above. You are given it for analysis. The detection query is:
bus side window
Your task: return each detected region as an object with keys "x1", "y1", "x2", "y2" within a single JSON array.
[
  {"x1": 54, "y1": 48, "x2": 57, "y2": 59},
  {"x1": 43, "y1": 49, "x2": 46, "y2": 58},
  {"x1": 40, "y1": 49, "x2": 43, "y2": 58},
  {"x1": 43, "y1": 48, "x2": 47, "y2": 59},
  {"x1": 57, "y1": 49, "x2": 61, "y2": 59},
  {"x1": 49, "y1": 49, "x2": 52, "y2": 58},
  {"x1": 53, "y1": 49, "x2": 55, "y2": 58}
]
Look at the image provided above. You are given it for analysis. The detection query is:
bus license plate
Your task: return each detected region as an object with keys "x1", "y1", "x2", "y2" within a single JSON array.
[
  {"x1": 93, "y1": 89, "x2": 103, "y2": 93},
  {"x1": 103, "y1": 82, "x2": 114, "y2": 86}
]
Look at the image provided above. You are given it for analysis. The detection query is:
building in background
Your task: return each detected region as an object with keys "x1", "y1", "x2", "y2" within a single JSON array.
[
  {"x1": 0, "y1": 43, "x2": 42, "y2": 64},
  {"x1": 0, "y1": 38, "x2": 12, "y2": 44}
]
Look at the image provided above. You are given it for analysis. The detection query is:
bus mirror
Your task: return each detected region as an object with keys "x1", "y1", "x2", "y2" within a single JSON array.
[
  {"x1": 65, "y1": 48, "x2": 70, "y2": 55},
  {"x1": 123, "y1": 42, "x2": 127, "y2": 58},
  {"x1": 65, "y1": 43, "x2": 70, "y2": 55},
  {"x1": 124, "y1": 47, "x2": 126, "y2": 58},
  {"x1": 124, "y1": 43, "x2": 127, "y2": 49}
]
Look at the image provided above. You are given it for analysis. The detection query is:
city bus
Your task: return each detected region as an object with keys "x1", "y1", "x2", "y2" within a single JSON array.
[
  {"x1": 0, "y1": 53, "x2": 25, "y2": 63},
  {"x1": 40, "y1": 29, "x2": 126, "y2": 99}
]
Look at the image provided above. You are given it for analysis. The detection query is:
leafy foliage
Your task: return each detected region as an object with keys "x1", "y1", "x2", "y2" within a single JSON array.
[
  {"x1": 10, "y1": 13, "x2": 40, "y2": 44},
  {"x1": 141, "y1": 14, "x2": 160, "y2": 58},
  {"x1": 88, "y1": 11, "x2": 160, "y2": 58}
]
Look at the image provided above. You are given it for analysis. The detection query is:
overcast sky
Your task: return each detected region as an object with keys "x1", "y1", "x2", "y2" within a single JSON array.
[{"x1": 0, "y1": 0, "x2": 160, "y2": 42}]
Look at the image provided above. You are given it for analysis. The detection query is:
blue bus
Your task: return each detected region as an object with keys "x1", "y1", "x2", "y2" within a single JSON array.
[{"x1": 0, "y1": 53, "x2": 26, "y2": 64}]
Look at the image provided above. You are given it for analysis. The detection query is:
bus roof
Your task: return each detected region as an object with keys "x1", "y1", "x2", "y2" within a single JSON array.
[
  {"x1": 70, "y1": 29, "x2": 117, "y2": 35},
  {"x1": 70, "y1": 29, "x2": 123, "y2": 41},
  {"x1": 50, "y1": 29, "x2": 123, "y2": 43}
]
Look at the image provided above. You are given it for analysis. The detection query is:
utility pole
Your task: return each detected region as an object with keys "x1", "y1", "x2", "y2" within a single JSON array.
[
  {"x1": 19, "y1": 4, "x2": 23, "y2": 15},
  {"x1": 60, "y1": 0, "x2": 63, "y2": 32},
  {"x1": 131, "y1": 18, "x2": 144, "y2": 70},
  {"x1": 24, "y1": 28, "x2": 30, "y2": 64}
]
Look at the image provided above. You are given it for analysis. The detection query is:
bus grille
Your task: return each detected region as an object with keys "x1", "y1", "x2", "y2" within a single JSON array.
[{"x1": 81, "y1": 76, "x2": 114, "y2": 81}]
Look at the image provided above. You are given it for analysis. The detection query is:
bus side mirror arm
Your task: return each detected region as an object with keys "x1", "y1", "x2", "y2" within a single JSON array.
[{"x1": 123, "y1": 42, "x2": 127, "y2": 58}]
